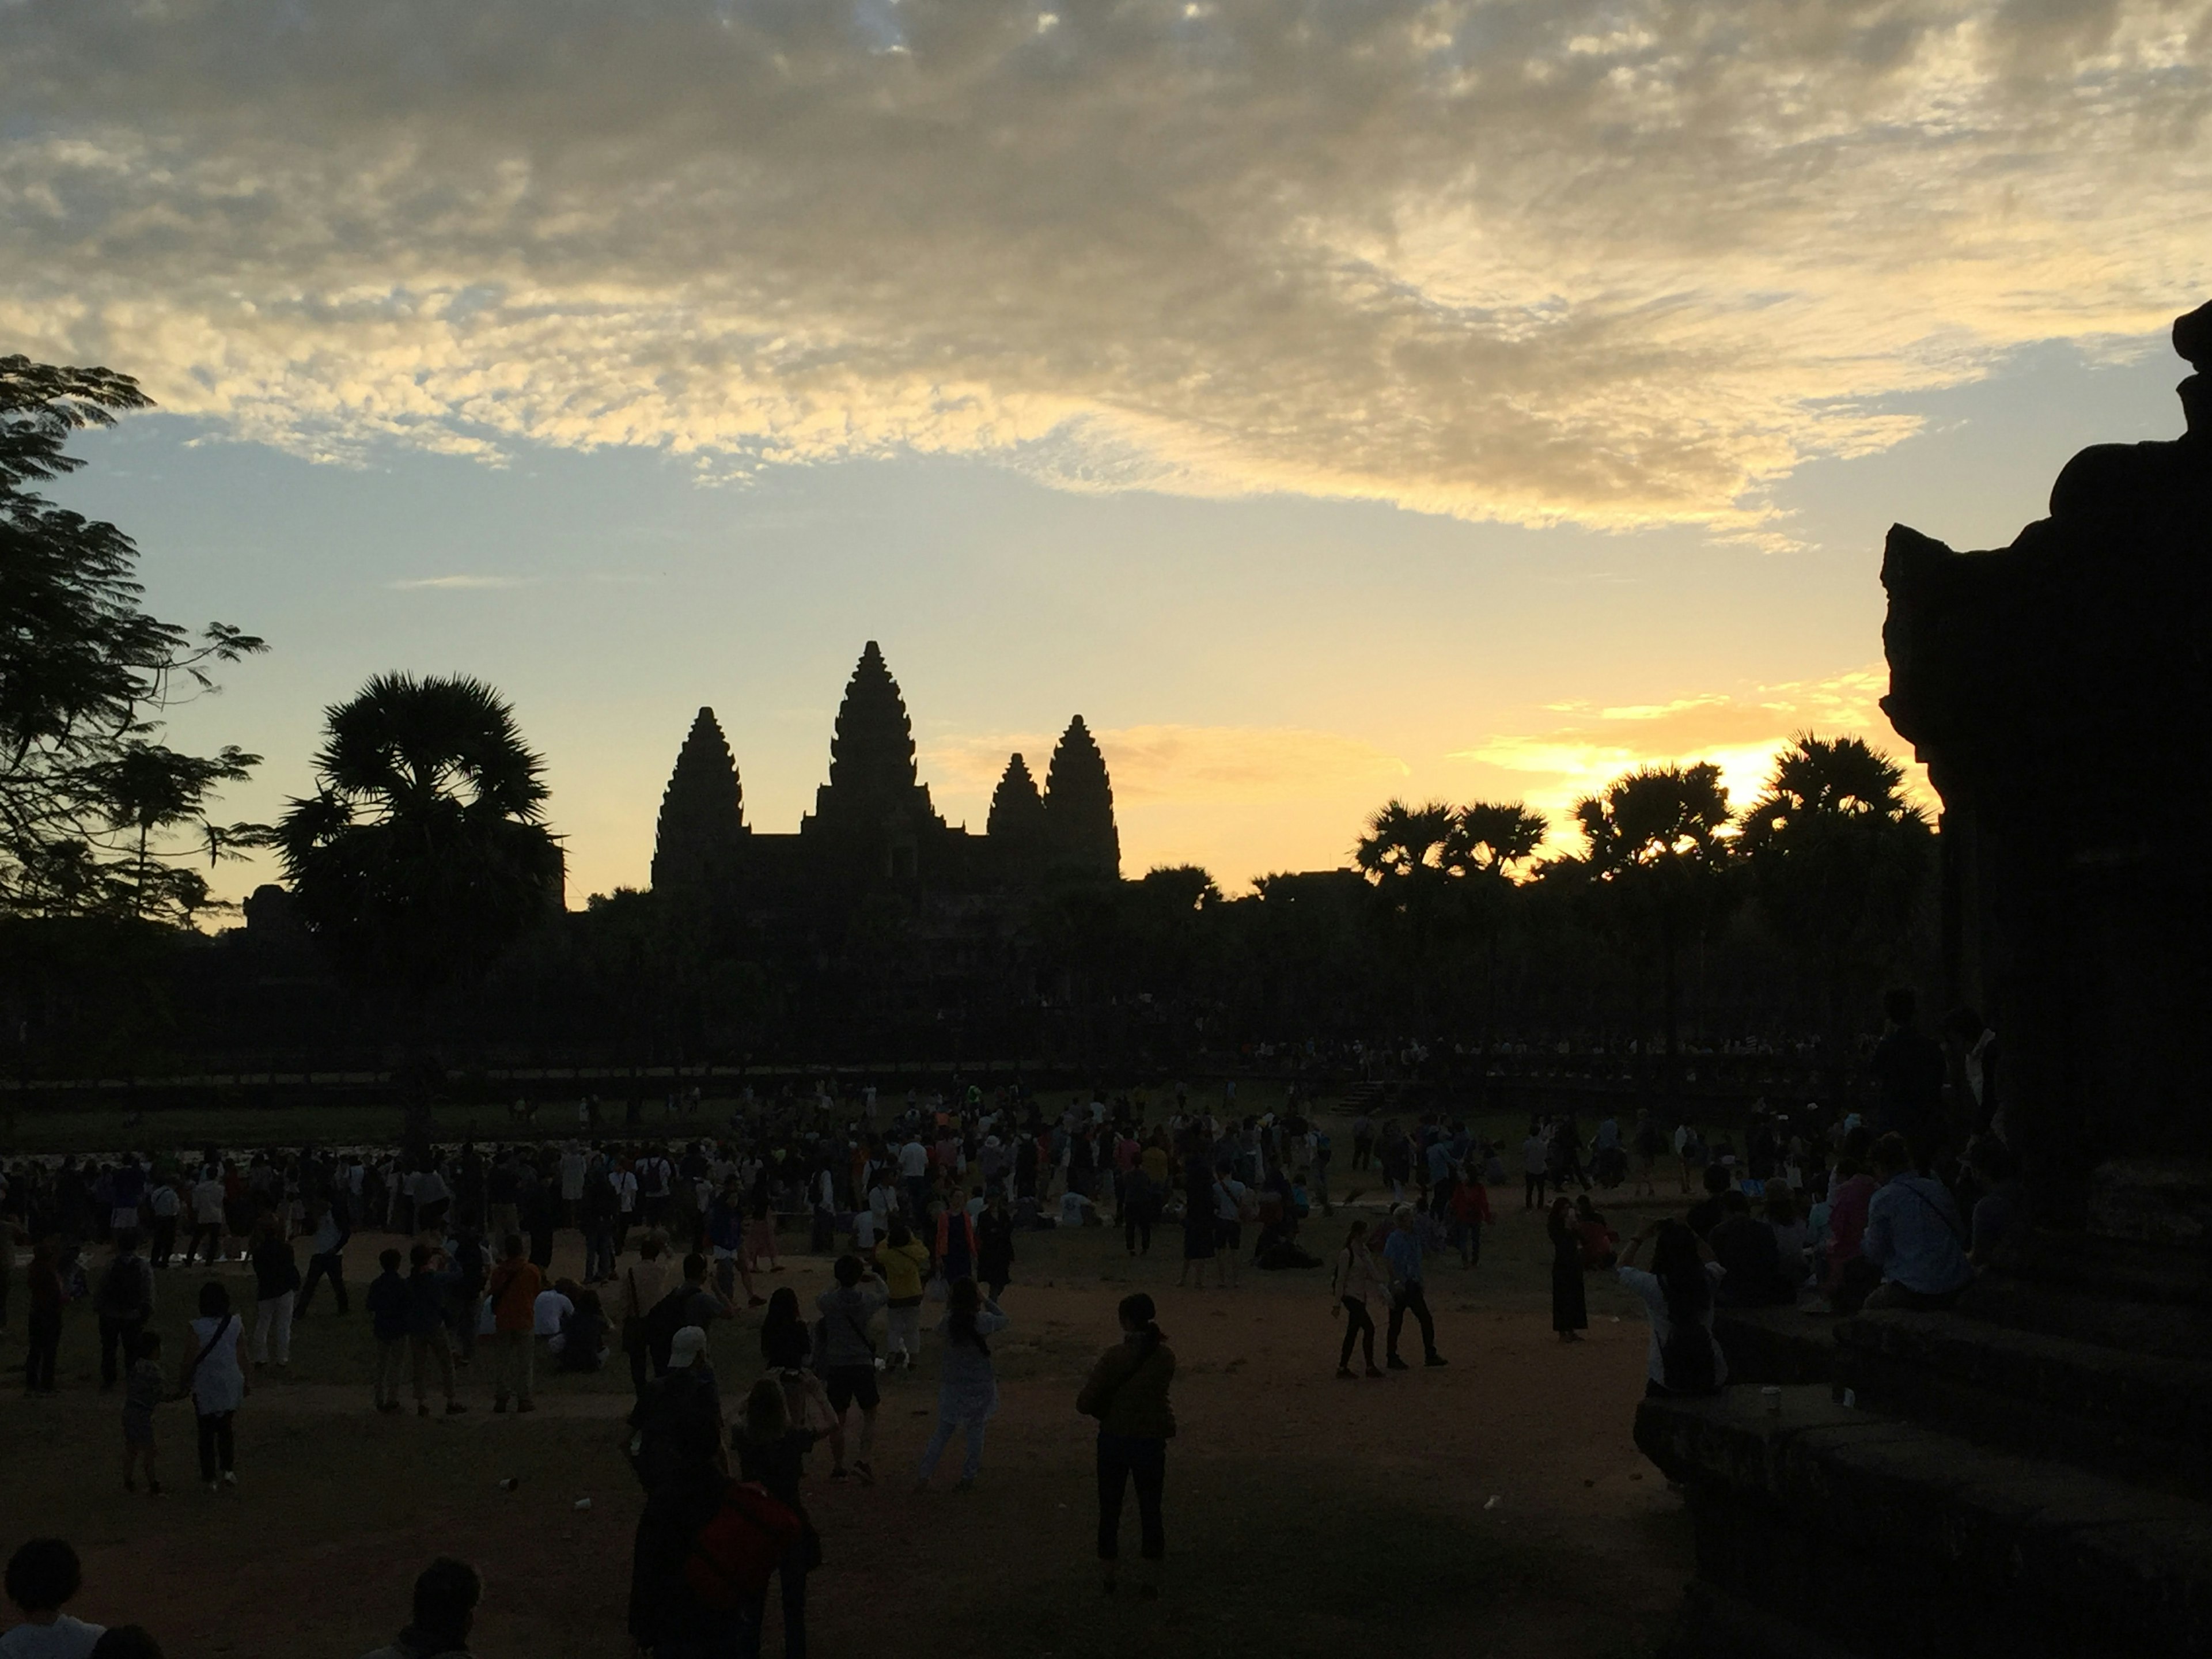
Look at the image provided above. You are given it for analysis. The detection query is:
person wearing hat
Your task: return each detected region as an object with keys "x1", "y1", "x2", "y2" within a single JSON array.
[{"x1": 628, "y1": 1325, "x2": 722, "y2": 1494}]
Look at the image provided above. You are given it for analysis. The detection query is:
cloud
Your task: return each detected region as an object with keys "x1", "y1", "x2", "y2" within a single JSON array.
[
  {"x1": 2, "y1": 0, "x2": 2207, "y2": 527},
  {"x1": 928, "y1": 724, "x2": 1409, "y2": 805},
  {"x1": 387, "y1": 574, "x2": 531, "y2": 590},
  {"x1": 1453, "y1": 663, "x2": 1935, "y2": 836}
]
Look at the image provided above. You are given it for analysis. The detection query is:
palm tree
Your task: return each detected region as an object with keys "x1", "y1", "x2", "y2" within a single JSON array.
[
  {"x1": 1570, "y1": 762, "x2": 1734, "y2": 1090},
  {"x1": 278, "y1": 676, "x2": 565, "y2": 1134},
  {"x1": 1446, "y1": 802, "x2": 1548, "y2": 1071},
  {"x1": 1737, "y1": 733, "x2": 1932, "y2": 1052}
]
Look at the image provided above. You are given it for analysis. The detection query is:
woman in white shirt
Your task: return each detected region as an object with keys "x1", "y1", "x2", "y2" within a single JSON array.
[
  {"x1": 1615, "y1": 1220, "x2": 1727, "y2": 1398},
  {"x1": 1329, "y1": 1219, "x2": 1392, "y2": 1379},
  {"x1": 181, "y1": 1281, "x2": 251, "y2": 1491}
]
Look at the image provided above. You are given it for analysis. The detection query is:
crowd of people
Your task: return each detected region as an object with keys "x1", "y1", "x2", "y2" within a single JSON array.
[{"x1": 2, "y1": 994, "x2": 2021, "y2": 1654}]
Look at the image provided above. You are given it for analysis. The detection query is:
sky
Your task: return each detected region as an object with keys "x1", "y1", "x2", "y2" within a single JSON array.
[{"x1": 5, "y1": 0, "x2": 2208, "y2": 904}]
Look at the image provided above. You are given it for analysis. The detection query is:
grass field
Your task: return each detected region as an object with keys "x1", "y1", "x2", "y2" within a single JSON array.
[{"x1": 1, "y1": 1179, "x2": 1695, "y2": 1658}]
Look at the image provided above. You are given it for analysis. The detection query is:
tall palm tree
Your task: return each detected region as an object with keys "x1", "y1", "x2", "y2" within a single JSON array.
[
  {"x1": 1446, "y1": 802, "x2": 1548, "y2": 1070},
  {"x1": 1738, "y1": 733, "x2": 1932, "y2": 1050},
  {"x1": 1571, "y1": 762, "x2": 1734, "y2": 1085},
  {"x1": 278, "y1": 672, "x2": 565, "y2": 995}
]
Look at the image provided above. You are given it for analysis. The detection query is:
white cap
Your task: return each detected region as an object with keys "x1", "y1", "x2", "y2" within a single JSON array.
[{"x1": 670, "y1": 1325, "x2": 709, "y2": 1368}]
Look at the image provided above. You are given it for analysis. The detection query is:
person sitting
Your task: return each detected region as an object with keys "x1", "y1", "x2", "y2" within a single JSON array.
[
  {"x1": 358, "y1": 1558, "x2": 480, "y2": 1659},
  {"x1": 1861, "y1": 1133, "x2": 1974, "y2": 1310},
  {"x1": 2, "y1": 1537, "x2": 104, "y2": 1659},
  {"x1": 1965, "y1": 1136, "x2": 2027, "y2": 1271},
  {"x1": 552, "y1": 1287, "x2": 609, "y2": 1373},
  {"x1": 1763, "y1": 1185, "x2": 1810, "y2": 1288},
  {"x1": 1708, "y1": 1191, "x2": 1791, "y2": 1308}
]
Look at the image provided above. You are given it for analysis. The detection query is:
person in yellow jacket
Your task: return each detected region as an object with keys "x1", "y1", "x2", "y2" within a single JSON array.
[{"x1": 871, "y1": 1219, "x2": 932, "y2": 1374}]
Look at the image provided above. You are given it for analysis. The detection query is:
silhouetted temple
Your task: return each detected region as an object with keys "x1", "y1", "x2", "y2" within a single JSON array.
[{"x1": 649, "y1": 642, "x2": 1120, "y2": 1024}]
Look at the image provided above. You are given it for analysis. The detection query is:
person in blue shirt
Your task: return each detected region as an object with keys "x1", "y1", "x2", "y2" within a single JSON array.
[
  {"x1": 1381, "y1": 1208, "x2": 1446, "y2": 1369},
  {"x1": 1861, "y1": 1134, "x2": 1974, "y2": 1309}
]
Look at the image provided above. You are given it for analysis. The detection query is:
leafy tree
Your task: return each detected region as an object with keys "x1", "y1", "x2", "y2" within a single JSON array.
[
  {"x1": 1446, "y1": 802, "x2": 1548, "y2": 1062},
  {"x1": 276, "y1": 673, "x2": 565, "y2": 993},
  {"x1": 1564, "y1": 762, "x2": 1734, "y2": 1075},
  {"x1": 0, "y1": 355, "x2": 267, "y2": 923},
  {"x1": 1737, "y1": 733, "x2": 1932, "y2": 1040}
]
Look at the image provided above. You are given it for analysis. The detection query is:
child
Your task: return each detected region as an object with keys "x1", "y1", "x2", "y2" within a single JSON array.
[{"x1": 122, "y1": 1331, "x2": 165, "y2": 1496}]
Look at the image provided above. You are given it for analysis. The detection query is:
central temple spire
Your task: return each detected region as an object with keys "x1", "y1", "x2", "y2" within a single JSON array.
[{"x1": 810, "y1": 641, "x2": 940, "y2": 831}]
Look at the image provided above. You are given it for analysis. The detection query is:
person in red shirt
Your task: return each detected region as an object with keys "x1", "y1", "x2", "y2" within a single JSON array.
[
  {"x1": 485, "y1": 1234, "x2": 544, "y2": 1413},
  {"x1": 1448, "y1": 1164, "x2": 1493, "y2": 1270}
]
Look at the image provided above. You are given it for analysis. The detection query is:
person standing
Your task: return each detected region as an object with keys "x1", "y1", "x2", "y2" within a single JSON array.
[
  {"x1": 486, "y1": 1234, "x2": 543, "y2": 1413},
  {"x1": 975, "y1": 1194, "x2": 1014, "y2": 1300},
  {"x1": 23, "y1": 1241, "x2": 63, "y2": 1398},
  {"x1": 873, "y1": 1220, "x2": 930, "y2": 1374},
  {"x1": 248, "y1": 1219, "x2": 300, "y2": 1370},
  {"x1": 1449, "y1": 1164, "x2": 1491, "y2": 1270},
  {"x1": 609, "y1": 1233, "x2": 674, "y2": 1397},
  {"x1": 733, "y1": 1377, "x2": 821, "y2": 1659},
  {"x1": 916, "y1": 1279, "x2": 1007, "y2": 1491},
  {"x1": 1077, "y1": 1292, "x2": 1176, "y2": 1600},
  {"x1": 815, "y1": 1256, "x2": 887, "y2": 1484},
  {"x1": 403, "y1": 1243, "x2": 467, "y2": 1418},
  {"x1": 1547, "y1": 1196, "x2": 1588, "y2": 1343},
  {"x1": 296, "y1": 1200, "x2": 350, "y2": 1318},
  {"x1": 1328, "y1": 1219, "x2": 1389, "y2": 1379},
  {"x1": 1382, "y1": 1207, "x2": 1445, "y2": 1370},
  {"x1": 93, "y1": 1235, "x2": 154, "y2": 1392},
  {"x1": 146, "y1": 1178, "x2": 180, "y2": 1272},
  {"x1": 181, "y1": 1281, "x2": 249, "y2": 1491},
  {"x1": 120, "y1": 1330, "x2": 166, "y2": 1497},
  {"x1": 1521, "y1": 1121, "x2": 1548, "y2": 1210},
  {"x1": 364, "y1": 1248, "x2": 410, "y2": 1414}
]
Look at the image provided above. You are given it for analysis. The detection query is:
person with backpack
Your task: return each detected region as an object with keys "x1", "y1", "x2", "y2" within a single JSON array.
[
  {"x1": 1077, "y1": 1292, "x2": 1176, "y2": 1600},
  {"x1": 813, "y1": 1256, "x2": 886, "y2": 1485},
  {"x1": 627, "y1": 1403, "x2": 798, "y2": 1659},
  {"x1": 916, "y1": 1278, "x2": 1007, "y2": 1491},
  {"x1": 357, "y1": 1556, "x2": 480, "y2": 1659},
  {"x1": 733, "y1": 1377, "x2": 821, "y2": 1659},
  {"x1": 1616, "y1": 1219, "x2": 1726, "y2": 1397},
  {"x1": 93, "y1": 1234, "x2": 154, "y2": 1392},
  {"x1": 180, "y1": 1281, "x2": 249, "y2": 1491},
  {"x1": 647, "y1": 1253, "x2": 732, "y2": 1380}
]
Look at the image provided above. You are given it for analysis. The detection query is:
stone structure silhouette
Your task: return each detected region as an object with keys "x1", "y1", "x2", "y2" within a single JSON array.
[
  {"x1": 1883, "y1": 298, "x2": 2212, "y2": 1235},
  {"x1": 645, "y1": 643, "x2": 1121, "y2": 1021},
  {"x1": 650, "y1": 707, "x2": 749, "y2": 898},
  {"x1": 1635, "y1": 304, "x2": 2212, "y2": 1659},
  {"x1": 1043, "y1": 714, "x2": 1120, "y2": 880}
]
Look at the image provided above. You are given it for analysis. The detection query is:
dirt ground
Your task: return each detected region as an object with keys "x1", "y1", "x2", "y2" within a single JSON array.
[{"x1": 2, "y1": 1184, "x2": 1696, "y2": 1658}]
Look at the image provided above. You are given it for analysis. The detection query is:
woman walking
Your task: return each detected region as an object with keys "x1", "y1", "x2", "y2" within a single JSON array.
[
  {"x1": 874, "y1": 1221, "x2": 930, "y2": 1374},
  {"x1": 1078, "y1": 1292, "x2": 1176, "y2": 1599},
  {"x1": 182, "y1": 1281, "x2": 251, "y2": 1491},
  {"x1": 1547, "y1": 1196, "x2": 1588, "y2": 1343},
  {"x1": 1329, "y1": 1219, "x2": 1389, "y2": 1378},
  {"x1": 916, "y1": 1278, "x2": 1006, "y2": 1491}
]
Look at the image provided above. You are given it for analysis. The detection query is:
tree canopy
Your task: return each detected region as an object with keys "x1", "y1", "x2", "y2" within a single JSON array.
[
  {"x1": 0, "y1": 355, "x2": 266, "y2": 923},
  {"x1": 276, "y1": 672, "x2": 565, "y2": 991}
]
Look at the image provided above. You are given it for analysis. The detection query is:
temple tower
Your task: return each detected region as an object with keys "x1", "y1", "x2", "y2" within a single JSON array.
[
  {"x1": 1043, "y1": 715, "x2": 1120, "y2": 878},
  {"x1": 650, "y1": 706, "x2": 748, "y2": 895}
]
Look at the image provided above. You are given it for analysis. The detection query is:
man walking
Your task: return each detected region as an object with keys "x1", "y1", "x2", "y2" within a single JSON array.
[{"x1": 1383, "y1": 1207, "x2": 1446, "y2": 1370}]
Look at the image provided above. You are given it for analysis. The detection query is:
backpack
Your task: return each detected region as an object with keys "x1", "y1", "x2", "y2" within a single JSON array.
[
  {"x1": 684, "y1": 1481, "x2": 804, "y2": 1609},
  {"x1": 643, "y1": 1285, "x2": 694, "y2": 1370}
]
